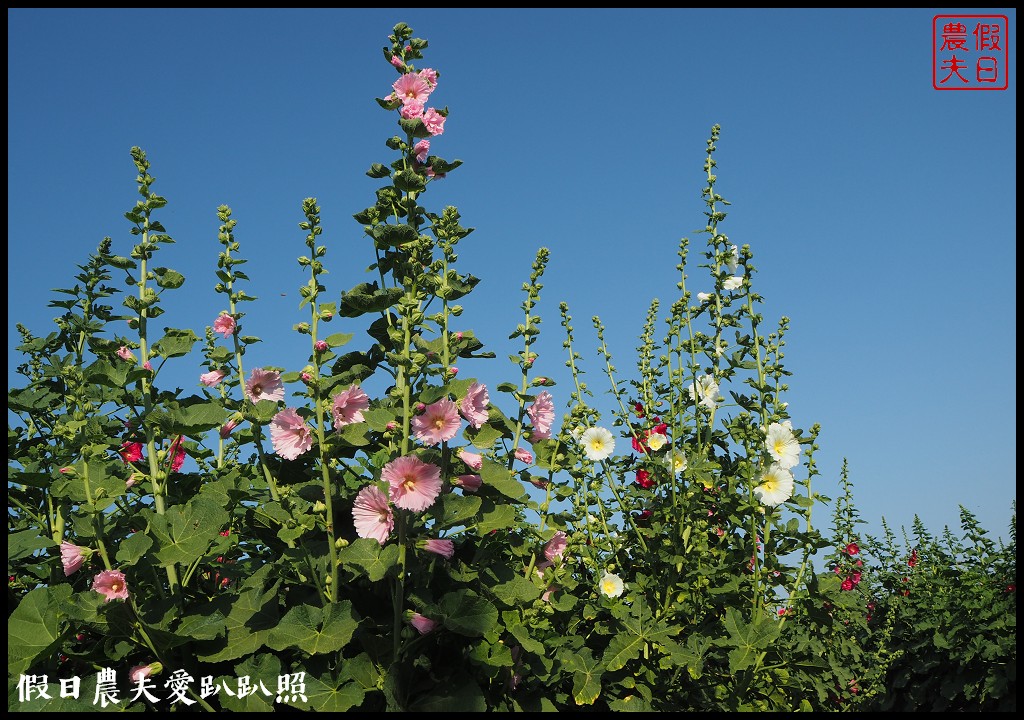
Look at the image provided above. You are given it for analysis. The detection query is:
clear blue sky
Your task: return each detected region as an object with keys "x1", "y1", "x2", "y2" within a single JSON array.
[{"x1": 8, "y1": 8, "x2": 1017, "y2": 547}]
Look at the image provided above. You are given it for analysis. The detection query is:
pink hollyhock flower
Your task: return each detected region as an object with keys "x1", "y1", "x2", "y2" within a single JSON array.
[
  {"x1": 845, "y1": 542, "x2": 859, "y2": 556},
  {"x1": 143, "y1": 361, "x2": 153, "y2": 372},
  {"x1": 422, "y1": 108, "x2": 446, "y2": 136},
  {"x1": 129, "y1": 663, "x2": 161, "y2": 683},
  {"x1": 418, "y1": 68, "x2": 438, "y2": 87},
  {"x1": 400, "y1": 101, "x2": 424, "y2": 119},
  {"x1": 412, "y1": 398, "x2": 461, "y2": 445},
  {"x1": 60, "y1": 542, "x2": 87, "y2": 576},
  {"x1": 420, "y1": 538, "x2": 455, "y2": 559},
  {"x1": 314, "y1": 340, "x2": 328, "y2": 353},
  {"x1": 213, "y1": 313, "x2": 236, "y2": 338},
  {"x1": 514, "y1": 447, "x2": 534, "y2": 464},
  {"x1": 199, "y1": 369, "x2": 227, "y2": 387},
  {"x1": 383, "y1": 455, "x2": 442, "y2": 512},
  {"x1": 93, "y1": 569, "x2": 130, "y2": 602},
  {"x1": 245, "y1": 368, "x2": 285, "y2": 404},
  {"x1": 453, "y1": 474, "x2": 482, "y2": 492},
  {"x1": 270, "y1": 408, "x2": 313, "y2": 460},
  {"x1": 389, "y1": 54, "x2": 404, "y2": 69},
  {"x1": 392, "y1": 73, "x2": 431, "y2": 106},
  {"x1": 126, "y1": 473, "x2": 137, "y2": 489},
  {"x1": 219, "y1": 418, "x2": 239, "y2": 439},
  {"x1": 352, "y1": 485, "x2": 394, "y2": 544},
  {"x1": 850, "y1": 571, "x2": 862, "y2": 586},
  {"x1": 544, "y1": 531, "x2": 567, "y2": 562},
  {"x1": 332, "y1": 384, "x2": 370, "y2": 429},
  {"x1": 414, "y1": 139, "x2": 430, "y2": 163},
  {"x1": 527, "y1": 391, "x2": 555, "y2": 440},
  {"x1": 116, "y1": 346, "x2": 136, "y2": 362},
  {"x1": 119, "y1": 441, "x2": 143, "y2": 464},
  {"x1": 459, "y1": 449, "x2": 483, "y2": 470},
  {"x1": 409, "y1": 612, "x2": 438, "y2": 635},
  {"x1": 458, "y1": 382, "x2": 490, "y2": 429},
  {"x1": 167, "y1": 436, "x2": 186, "y2": 472}
]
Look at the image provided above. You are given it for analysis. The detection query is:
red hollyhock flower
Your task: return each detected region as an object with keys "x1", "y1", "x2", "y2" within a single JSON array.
[
  {"x1": 633, "y1": 402, "x2": 645, "y2": 418},
  {"x1": 841, "y1": 578, "x2": 854, "y2": 591},
  {"x1": 119, "y1": 441, "x2": 143, "y2": 464},
  {"x1": 635, "y1": 469, "x2": 655, "y2": 489},
  {"x1": 907, "y1": 549, "x2": 918, "y2": 567}
]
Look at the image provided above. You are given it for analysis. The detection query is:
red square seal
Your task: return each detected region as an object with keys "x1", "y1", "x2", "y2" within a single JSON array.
[{"x1": 934, "y1": 15, "x2": 1009, "y2": 90}]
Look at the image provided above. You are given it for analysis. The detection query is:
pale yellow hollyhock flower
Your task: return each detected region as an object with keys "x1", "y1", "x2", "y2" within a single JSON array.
[
  {"x1": 580, "y1": 427, "x2": 615, "y2": 461},
  {"x1": 645, "y1": 432, "x2": 667, "y2": 451},
  {"x1": 599, "y1": 571, "x2": 625, "y2": 598}
]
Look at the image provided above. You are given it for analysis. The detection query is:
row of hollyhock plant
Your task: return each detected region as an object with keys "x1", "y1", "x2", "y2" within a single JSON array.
[{"x1": 8, "y1": 21, "x2": 1014, "y2": 712}]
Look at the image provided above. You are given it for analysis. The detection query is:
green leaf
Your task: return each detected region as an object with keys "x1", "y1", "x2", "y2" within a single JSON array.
[
  {"x1": 114, "y1": 532, "x2": 153, "y2": 566},
  {"x1": 376, "y1": 224, "x2": 417, "y2": 247},
  {"x1": 7, "y1": 584, "x2": 72, "y2": 675},
  {"x1": 176, "y1": 606, "x2": 228, "y2": 642},
  {"x1": 562, "y1": 647, "x2": 603, "y2": 706},
  {"x1": 366, "y1": 162, "x2": 391, "y2": 179},
  {"x1": 151, "y1": 328, "x2": 199, "y2": 359},
  {"x1": 720, "y1": 607, "x2": 780, "y2": 674},
  {"x1": 477, "y1": 502, "x2": 517, "y2": 534},
  {"x1": 480, "y1": 460, "x2": 526, "y2": 501},
  {"x1": 431, "y1": 494, "x2": 482, "y2": 530},
  {"x1": 325, "y1": 332, "x2": 353, "y2": 348},
  {"x1": 486, "y1": 570, "x2": 542, "y2": 607},
  {"x1": 463, "y1": 422, "x2": 504, "y2": 449},
  {"x1": 408, "y1": 675, "x2": 487, "y2": 712},
  {"x1": 336, "y1": 421, "x2": 371, "y2": 447},
  {"x1": 157, "y1": 400, "x2": 228, "y2": 435},
  {"x1": 267, "y1": 602, "x2": 360, "y2": 655},
  {"x1": 153, "y1": 266, "x2": 185, "y2": 289},
  {"x1": 340, "y1": 538, "x2": 399, "y2": 581},
  {"x1": 7, "y1": 529, "x2": 55, "y2": 563},
  {"x1": 149, "y1": 498, "x2": 230, "y2": 567},
  {"x1": 339, "y1": 282, "x2": 404, "y2": 316},
  {"x1": 284, "y1": 674, "x2": 366, "y2": 712},
  {"x1": 603, "y1": 632, "x2": 644, "y2": 672},
  {"x1": 437, "y1": 589, "x2": 498, "y2": 637}
]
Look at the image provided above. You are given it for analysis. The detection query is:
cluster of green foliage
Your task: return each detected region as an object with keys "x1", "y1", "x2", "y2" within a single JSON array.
[{"x1": 7, "y1": 22, "x2": 1015, "y2": 712}]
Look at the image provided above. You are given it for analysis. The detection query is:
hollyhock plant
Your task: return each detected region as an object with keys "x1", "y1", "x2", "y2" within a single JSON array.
[
  {"x1": 392, "y1": 73, "x2": 431, "y2": 106},
  {"x1": 270, "y1": 407, "x2": 313, "y2": 460},
  {"x1": 119, "y1": 440, "x2": 143, "y2": 464},
  {"x1": 199, "y1": 368, "x2": 227, "y2": 387},
  {"x1": 383, "y1": 455, "x2": 442, "y2": 512},
  {"x1": 688, "y1": 375, "x2": 723, "y2": 410},
  {"x1": 600, "y1": 571, "x2": 625, "y2": 598},
  {"x1": 753, "y1": 464, "x2": 795, "y2": 507},
  {"x1": 93, "y1": 569, "x2": 130, "y2": 602},
  {"x1": 60, "y1": 542, "x2": 88, "y2": 576},
  {"x1": 453, "y1": 474, "x2": 482, "y2": 492},
  {"x1": 544, "y1": 531, "x2": 568, "y2": 563},
  {"x1": 459, "y1": 448, "x2": 483, "y2": 470},
  {"x1": 514, "y1": 447, "x2": 534, "y2": 464},
  {"x1": 212, "y1": 312, "x2": 236, "y2": 338},
  {"x1": 580, "y1": 427, "x2": 615, "y2": 461},
  {"x1": 421, "y1": 108, "x2": 446, "y2": 136},
  {"x1": 527, "y1": 390, "x2": 555, "y2": 439},
  {"x1": 458, "y1": 382, "x2": 490, "y2": 429},
  {"x1": 352, "y1": 485, "x2": 394, "y2": 544},
  {"x1": 244, "y1": 367, "x2": 285, "y2": 404},
  {"x1": 412, "y1": 398, "x2": 461, "y2": 445},
  {"x1": 636, "y1": 469, "x2": 655, "y2": 489},
  {"x1": 723, "y1": 275, "x2": 744, "y2": 291},
  {"x1": 414, "y1": 139, "x2": 430, "y2": 163},
  {"x1": 332, "y1": 384, "x2": 371, "y2": 429},
  {"x1": 765, "y1": 421, "x2": 800, "y2": 469},
  {"x1": 420, "y1": 538, "x2": 455, "y2": 559},
  {"x1": 408, "y1": 612, "x2": 438, "y2": 635},
  {"x1": 167, "y1": 436, "x2": 186, "y2": 472}
]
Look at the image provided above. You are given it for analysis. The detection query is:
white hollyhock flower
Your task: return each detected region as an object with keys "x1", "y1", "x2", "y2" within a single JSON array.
[
  {"x1": 765, "y1": 422, "x2": 800, "y2": 469},
  {"x1": 580, "y1": 427, "x2": 615, "y2": 461},
  {"x1": 753, "y1": 464, "x2": 795, "y2": 507},
  {"x1": 687, "y1": 375, "x2": 722, "y2": 410},
  {"x1": 723, "y1": 275, "x2": 744, "y2": 291},
  {"x1": 599, "y1": 571, "x2": 625, "y2": 598}
]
